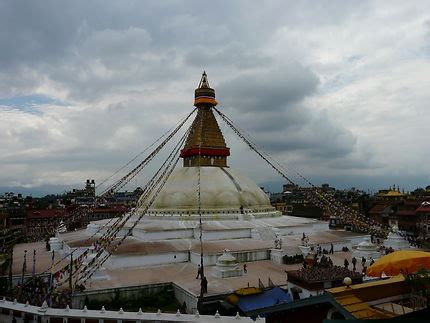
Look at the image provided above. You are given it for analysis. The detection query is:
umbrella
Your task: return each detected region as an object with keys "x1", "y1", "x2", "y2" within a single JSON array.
[{"x1": 367, "y1": 250, "x2": 430, "y2": 277}]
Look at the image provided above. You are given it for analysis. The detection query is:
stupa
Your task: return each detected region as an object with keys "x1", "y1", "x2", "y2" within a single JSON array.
[
  {"x1": 352, "y1": 236, "x2": 380, "y2": 260},
  {"x1": 140, "y1": 72, "x2": 279, "y2": 220},
  {"x1": 384, "y1": 226, "x2": 412, "y2": 250},
  {"x1": 214, "y1": 249, "x2": 243, "y2": 278},
  {"x1": 56, "y1": 74, "x2": 346, "y2": 272}
]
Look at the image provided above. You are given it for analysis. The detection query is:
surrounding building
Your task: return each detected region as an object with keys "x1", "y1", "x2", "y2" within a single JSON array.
[
  {"x1": 26, "y1": 209, "x2": 67, "y2": 239},
  {"x1": 106, "y1": 188, "x2": 144, "y2": 207},
  {"x1": 270, "y1": 184, "x2": 369, "y2": 220},
  {"x1": 0, "y1": 193, "x2": 27, "y2": 250},
  {"x1": 245, "y1": 275, "x2": 429, "y2": 322},
  {"x1": 367, "y1": 187, "x2": 430, "y2": 241},
  {"x1": 64, "y1": 180, "x2": 96, "y2": 205}
]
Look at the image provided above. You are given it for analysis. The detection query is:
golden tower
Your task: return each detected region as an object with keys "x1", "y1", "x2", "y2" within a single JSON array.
[{"x1": 180, "y1": 72, "x2": 230, "y2": 167}]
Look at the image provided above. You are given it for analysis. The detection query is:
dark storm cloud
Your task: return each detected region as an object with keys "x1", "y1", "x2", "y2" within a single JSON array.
[
  {"x1": 217, "y1": 65, "x2": 356, "y2": 159},
  {"x1": 218, "y1": 64, "x2": 319, "y2": 112}
]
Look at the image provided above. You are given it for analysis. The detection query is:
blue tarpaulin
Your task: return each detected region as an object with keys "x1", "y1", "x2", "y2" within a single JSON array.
[{"x1": 237, "y1": 287, "x2": 292, "y2": 313}]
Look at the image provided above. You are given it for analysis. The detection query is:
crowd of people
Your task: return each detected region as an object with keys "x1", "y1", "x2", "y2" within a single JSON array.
[
  {"x1": 25, "y1": 225, "x2": 56, "y2": 243},
  {"x1": 295, "y1": 249, "x2": 362, "y2": 283},
  {"x1": 345, "y1": 256, "x2": 375, "y2": 275},
  {"x1": 295, "y1": 264, "x2": 361, "y2": 282},
  {"x1": 381, "y1": 246, "x2": 395, "y2": 255},
  {"x1": 15, "y1": 276, "x2": 50, "y2": 306},
  {"x1": 12, "y1": 276, "x2": 73, "y2": 308}
]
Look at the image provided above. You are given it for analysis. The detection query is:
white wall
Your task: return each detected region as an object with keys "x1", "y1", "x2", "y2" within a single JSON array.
[
  {"x1": 108, "y1": 252, "x2": 189, "y2": 269},
  {"x1": 133, "y1": 228, "x2": 194, "y2": 241},
  {"x1": 190, "y1": 249, "x2": 270, "y2": 266},
  {"x1": 287, "y1": 282, "x2": 324, "y2": 300},
  {"x1": 193, "y1": 228, "x2": 251, "y2": 241}
]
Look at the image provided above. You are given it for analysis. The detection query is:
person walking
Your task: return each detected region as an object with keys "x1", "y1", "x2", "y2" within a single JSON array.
[
  {"x1": 361, "y1": 256, "x2": 366, "y2": 268},
  {"x1": 243, "y1": 263, "x2": 247, "y2": 274},
  {"x1": 201, "y1": 276, "x2": 208, "y2": 294},
  {"x1": 352, "y1": 257, "x2": 357, "y2": 271},
  {"x1": 362, "y1": 266, "x2": 367, "y2": 277},
  {"x1": 196, "y1": 265, "x2": 202, "y2": 279},
  {"x1": 329, "y1": 243, "x2": 334, "y2": 254},
  {"x1": 344, "y1": 258, "x2": 349, "y2": 269}
]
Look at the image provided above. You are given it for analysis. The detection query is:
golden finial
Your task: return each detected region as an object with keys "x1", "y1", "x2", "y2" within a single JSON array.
[{"x1": 198, "y1": 71, "x2": 210, "y2": 88}]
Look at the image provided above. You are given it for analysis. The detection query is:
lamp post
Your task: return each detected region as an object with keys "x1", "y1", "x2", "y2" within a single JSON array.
[{"x1": 8, "y1": 247, "x2": 13, "y2": 291}]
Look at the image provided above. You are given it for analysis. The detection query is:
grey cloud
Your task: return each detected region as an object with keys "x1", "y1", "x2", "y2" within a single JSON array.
[
  {"x1": 215, "y1": 65, "x2": 356, "y2": 160},
  {"x1": 218, "y1": 64, "x2": 319, "y2": 112},
  {"x1": 184, "y1": 43, "x2": 272, "y2": 70},
  {"x1": 0, "y1": 1, "x2": 429, "y2": 193}
]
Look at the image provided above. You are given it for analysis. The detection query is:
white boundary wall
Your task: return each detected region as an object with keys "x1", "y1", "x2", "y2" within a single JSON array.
[{"x1": 0, "y1": 299, "x2": 262, "y2": 323}]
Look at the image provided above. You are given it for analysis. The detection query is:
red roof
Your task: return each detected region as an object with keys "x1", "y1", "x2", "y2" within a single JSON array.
[
  {"x1": 416, "y1": 206, "x2": 430, "y2": 213},
  {"x1": 27, "y1": 209, "x2": 65, "y2": 219},
  {"x1": 368, "y1": 204, "x2": 389, "y2": 214},
  {"x1": 403, "y1": 201, "x2": 421, "y2": 207},
  {"x1": 396, "y1": 210, "x2": 416, "y2": 217},
  {"x1": 92, "y1": 207, "x2": 127, "y2": 213}
]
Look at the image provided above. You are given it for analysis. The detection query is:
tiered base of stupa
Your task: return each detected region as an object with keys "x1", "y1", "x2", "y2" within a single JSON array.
[
  {"x1": 15, "y1": 215, "x2": 379, "y2": 312},
  {"x1": 55, "y1": 214, "x2": 370, "y2": 273}
]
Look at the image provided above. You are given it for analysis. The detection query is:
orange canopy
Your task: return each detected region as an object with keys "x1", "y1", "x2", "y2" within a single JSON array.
[{"x1": 367, "y1": 250, "x2": 430, "y2": 277}]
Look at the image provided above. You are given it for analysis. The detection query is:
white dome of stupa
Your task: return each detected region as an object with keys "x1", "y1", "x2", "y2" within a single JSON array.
[{"x1": 140, "y1": 166, "x2": 279, "y2": 220}]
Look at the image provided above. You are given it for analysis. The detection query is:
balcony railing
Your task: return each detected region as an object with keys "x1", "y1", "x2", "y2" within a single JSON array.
[{"x1": 0, "y1": 298, "x2": 262, "y2": 322}]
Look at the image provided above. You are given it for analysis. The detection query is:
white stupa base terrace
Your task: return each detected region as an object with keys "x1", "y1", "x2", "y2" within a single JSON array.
[
  {"x1": 11, "y1": 215, "x2": 374, "y2": 279},
  {"x1": 10, "y1": 224, "x2": 419, "y2": 315},
  {"x1": 11, "y1": 215, "x2": 377, "y2": 276}
]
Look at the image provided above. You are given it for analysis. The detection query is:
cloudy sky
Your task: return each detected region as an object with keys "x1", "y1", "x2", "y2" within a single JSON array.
[{"x1": 1, "y1": 0, "x2": 429, "y2": 196}]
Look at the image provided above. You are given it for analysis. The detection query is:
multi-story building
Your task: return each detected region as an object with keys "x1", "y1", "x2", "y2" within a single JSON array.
[
  {"x1": 0, "y1": 193, "x2": 26, "y2": 250},
  {"x1": 64, "y1": 179, "x2": 96, "y2": 205},
  {"x1": 26, "y1": 209, "x2": 67, "y2": 239},
  {"x1": 416, "y1": 201, "x2": 430, "y2": 240},
  {"x1": 86, "y1": 205, "x2": 128, "y2": 223},
  {"x1": 367, "y1": 186, "x2": 430, "y2": 240},
  {"x1": 107, "y1": 187, "x2": 144, "y2": 207},
  {"x1": 271, "y1": 184, "x2": 368, "y2": 220}
]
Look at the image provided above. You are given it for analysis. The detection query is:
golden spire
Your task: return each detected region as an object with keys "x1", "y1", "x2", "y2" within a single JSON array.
[
  {"x1": 198, "y1": 71, "x2": 210, "y2": 88},
  {"x1": 181, "y1": 72, "x2": 230, "y2": 167}
]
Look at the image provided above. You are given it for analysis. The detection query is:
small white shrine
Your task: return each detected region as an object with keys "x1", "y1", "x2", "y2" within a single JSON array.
[
  {"x1": 352, "y1": 236, "x2": 380, "y2": 260},
  {"x1": 214, "y1": 250, "x2": 243, "y2": 278},
  {"x1": 384, "y1": 226, "x2": 412, "y2": 250}
]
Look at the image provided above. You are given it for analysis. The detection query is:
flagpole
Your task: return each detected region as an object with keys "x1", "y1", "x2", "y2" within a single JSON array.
[
  {"x1": 32, "y1": 249, "x2": 36, "y2": 278},
  {"x1": 21, "y1": 249, "x2": 27, "y2": 286},
  {"x1": 69, "y1": 253, "x2": 73, "y2": 294},
  {"x1": 19, "y1": 249, "x2": 27, "y2": 301},
  {"x1": 8, "y1": 247, "x2": 13, "y2": 291},
  {"x1": 48, "y1": 250, "x2": 55, "y2": 306}
]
